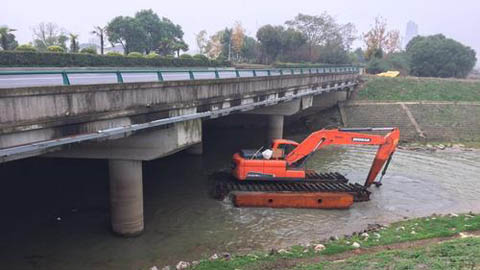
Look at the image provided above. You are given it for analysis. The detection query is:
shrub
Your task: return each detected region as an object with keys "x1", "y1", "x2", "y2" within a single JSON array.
[
  {"x1": 193, "y1": 54, "x2": 208, "y2": 61},
  {"x1": 145, "y1": 52, "x2": 159, "y2": 59},
  {"x1": 127, "y1": 52, "x2": 143, "y2": 58},
  {"x1": 47, "y1": 46, "x2": 65, "y2": 53},
  {"x1": 80, "y1": 47, "x2": 97, "y2": 54},
  {"x1": 106, "y1": 51, "x2": 123, "y2": 56},
  {"x1": 179, "y1": 54, "x2": 193, "y2": 59},
  {"x1": 15, "y1": 44, "x2": 36, "y2": 52},
  {"x1": 0, "y1": 51, "x2": 230, "y2": 67},
  {"x1": 366, "y1": 58, "x2": 391, "y2": 74}
]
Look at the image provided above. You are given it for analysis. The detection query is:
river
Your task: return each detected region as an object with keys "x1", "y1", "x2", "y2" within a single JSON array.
[{"x1": 1, "y1": 124, "x2": 479, "y2": 270}]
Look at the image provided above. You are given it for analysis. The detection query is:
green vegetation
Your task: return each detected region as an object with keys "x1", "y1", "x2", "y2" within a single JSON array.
[
  {"x1": 145, "y1": 52, "x2": 159, "y2": 59},
  {"x1": 358, "y1": 76, "x2": 480, "y2": 101},
  {"x1": 127, "y1": 52, "x2": 143, "y2": 58},
  {"x1": 105, "y1": 51, "x2": 122, "y2": 56},
  {"x1": 47, "y1": 45, "x2": 64, "y2": 53},
  {"x1": 106, "y1": 9, "x2": 188, "y2": 56},
  {"x1": 407, "y1": 34, "x2": 477, "y2": 78},
  {"x1": 179, "y1": 54, "x2": 193, "y2": 59},
  {"x1": 188, "y1": 213, "x2": 480, "y2": 270},
  {"x1": 301, "y1": 237, "x2": 480, "y2": 270},
  {"x1": 80, "y1": 47, "x2": 97, "y2": 54},
  {"x1": 15, "y1": 44, "x2": 36, "y2": 52},
  {"x1": 0, "y1": 26, "x2": 18, "y2": 50},
  {"x1": 273, "y1": 62, "x2": 352, "y2": 68},
  {"x1": 0, "y1": 51, "x2": 229, "y2": 67}
]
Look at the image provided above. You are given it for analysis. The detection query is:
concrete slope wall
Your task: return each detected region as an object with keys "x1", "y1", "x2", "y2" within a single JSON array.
[{"x1": 341, "y1": 102, "x2": 480, "y2": 142}]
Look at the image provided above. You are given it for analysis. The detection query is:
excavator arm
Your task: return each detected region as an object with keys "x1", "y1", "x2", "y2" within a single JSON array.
[{"x1": 285, "y1": 128, "x2": 400, "y2": 187}]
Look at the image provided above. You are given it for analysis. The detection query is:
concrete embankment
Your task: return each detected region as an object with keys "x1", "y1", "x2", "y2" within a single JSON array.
[{"x1": 340, "y1": 101, "x2": 480, "y2": 143}]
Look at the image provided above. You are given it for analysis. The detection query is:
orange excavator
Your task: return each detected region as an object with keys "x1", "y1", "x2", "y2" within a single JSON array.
[{"x1": 214, "y1": 128, "x2": 400, "y2": 209}]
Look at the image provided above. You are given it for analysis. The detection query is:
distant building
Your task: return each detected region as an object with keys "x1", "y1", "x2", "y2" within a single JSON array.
[{"x1": 404, "y1": 21, "x2": 419, "y2": 49}]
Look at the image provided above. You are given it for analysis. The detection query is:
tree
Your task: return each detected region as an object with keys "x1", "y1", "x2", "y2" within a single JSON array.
[
  {"x1": 406, "y1": 34, "x2": 476, "y2": 78},
  {"x1": 155, "y1": 17, "x2": 187, "y2": 56},
  {"x1": 285, "y1": 13, "x2": 356, "y2": 61},
  {"x1": 220, "y1": 28, "x2": 232, "y2": 60},
  {"x1": 205, "y1": 31, "x2": 223, "y2": 58},
  {"x1": 256, "y1": 25, "x2": 284, "y2": 64},
  {"x1": 349, "y1": 48, "x2": 366, "y2": 64},
  {"x1": 363, "y1": 16, "x2": 401, "y2": 60},
  {"x1": 196, "y1": 30, "x2": 208, "y2": 54},
  {"x1": 171, "y1": 40, "x2": 189, "y2": 57},
  {"x1": 32, "y1": 22, "x2": 68, "y2": 51},
  {"x1": 241, "y1": 36, "x2": 260, "y2": 62},
  {"x1": 91, "y1": 26, "x2": 106, "y2": 54},
  {"x1": 134, "y1": 9, "x2": 163, "y2": 54},
  {"x1": 0, "y1": 27, "x2": 18, "y2": 50},
  {"x1": 231, "y1": 21, "x2": 245, "y2": 61},
  {"x1": 69, "y1": 33, "x2": 79, "y2": 53},
  {"x1": 106, "y1": 16, "x2": 145, "y2": 54}
]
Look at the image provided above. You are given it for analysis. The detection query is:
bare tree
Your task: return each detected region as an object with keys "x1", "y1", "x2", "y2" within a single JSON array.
[
  {"x1": 195, "y1": 30, "x2": 208, "y2": 54},
  {"x1": 363, "y1": 16, "x2": 401, "y2": 59},
  {"x1": 286, "y1": 13, "x2": 356, "y2": 60},
  {"x1": 231, "y1": 21, "x2": 245, "y2": 61},
  {"x1": 32, "y1": 22, "x2": 68, "y2": 51}
]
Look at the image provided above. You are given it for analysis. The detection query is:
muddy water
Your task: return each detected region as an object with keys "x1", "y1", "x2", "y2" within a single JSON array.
[{"x1": 1, "y1": 127, "x2": 479, "y2": 270}]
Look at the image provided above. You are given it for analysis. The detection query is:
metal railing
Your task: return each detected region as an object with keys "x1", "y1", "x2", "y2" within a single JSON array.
[{"x1": 0, "y1": 66, "x2": 360, "y2": 88}]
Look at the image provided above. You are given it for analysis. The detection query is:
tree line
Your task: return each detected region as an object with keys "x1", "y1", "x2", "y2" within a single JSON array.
[
  {"x1": 0, "y1": 9, "x2": 189, "y2": 57},
  {"x1": 196, "y1": 13, "x2": 357, "y2": 65},
  {"x1": 0, "y1": 11, "x2": 477, "y2": 78}
]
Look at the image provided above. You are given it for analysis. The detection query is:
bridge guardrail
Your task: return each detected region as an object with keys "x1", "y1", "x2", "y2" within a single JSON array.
[{"x1": 0, "y1": 66, "x2": 360, "y2": 88}]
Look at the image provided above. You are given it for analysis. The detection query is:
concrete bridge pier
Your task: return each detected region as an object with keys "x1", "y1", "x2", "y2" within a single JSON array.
[
  {"x1": 109, "y1": 159, "x2": 144, "y2": 236},
  {"x1": 45, "y1": 113, "x2": 202, "y2": 237},
  {"x1": 267, "y1": 115, "x2": 285, "y2": 141},
  {"x1": 247, "y1": 97, "x2": 309, "y2": 142}
]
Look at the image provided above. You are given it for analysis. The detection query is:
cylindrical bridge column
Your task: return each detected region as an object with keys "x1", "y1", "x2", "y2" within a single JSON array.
[
  {"x1": 267, "y1": 115, "x2": 284, "y2": 142},
  {"x1": 109, "y1": 159, "x2": 144, "y2": 236}
]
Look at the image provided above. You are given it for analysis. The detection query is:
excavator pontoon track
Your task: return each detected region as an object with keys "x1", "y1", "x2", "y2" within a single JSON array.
[{"x1": 211, "y1": 171, "x2": 371, "y2": 203}]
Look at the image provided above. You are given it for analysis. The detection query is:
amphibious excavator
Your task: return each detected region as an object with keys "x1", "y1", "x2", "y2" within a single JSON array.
[{"x1": 213, "y1": 127, "x2": 400, "y2": 209}]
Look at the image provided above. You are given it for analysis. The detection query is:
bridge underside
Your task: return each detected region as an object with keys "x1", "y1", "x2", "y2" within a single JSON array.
[{"x1": 0, "y1": 72, "x2": 357, "y2": 236}]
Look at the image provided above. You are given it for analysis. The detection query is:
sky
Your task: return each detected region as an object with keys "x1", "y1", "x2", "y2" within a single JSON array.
[{"x1": 3, "y1": 0, "x2": 479, "y2": 65}]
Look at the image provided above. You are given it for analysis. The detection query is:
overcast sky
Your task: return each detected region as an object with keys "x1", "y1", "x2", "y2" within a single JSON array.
[{"x1": 3, "y1": 0, "x2": 479, "y2": 63}]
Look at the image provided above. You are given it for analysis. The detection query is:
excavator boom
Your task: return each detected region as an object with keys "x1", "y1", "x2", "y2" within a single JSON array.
[{"x1": 285, "y1": 127, "x2": 400, "y2": 187}]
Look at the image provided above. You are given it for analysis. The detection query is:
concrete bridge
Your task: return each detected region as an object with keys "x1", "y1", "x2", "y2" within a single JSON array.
[{"x1": 0, "y1": 67, "x2": 360, "y2": 236}]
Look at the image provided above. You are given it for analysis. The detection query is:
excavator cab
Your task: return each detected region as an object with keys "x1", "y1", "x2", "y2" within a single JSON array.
[{"x1": 271, "y1": 139, "x2": 299, "y2": 159}]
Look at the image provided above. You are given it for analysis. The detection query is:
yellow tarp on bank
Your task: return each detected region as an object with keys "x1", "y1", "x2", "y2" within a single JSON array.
[{"x1": 377, "y1": 71, "x2": 400, "y2": 77}]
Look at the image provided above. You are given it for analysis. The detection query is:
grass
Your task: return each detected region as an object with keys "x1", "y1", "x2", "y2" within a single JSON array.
[
  {"x1": 357, "y1": 76, "x2": 480, "y2": 101},
  {"x1": 300, "y1": 237, "x2": 480, "y2": 270},
  {"x1": 190, "y1": 213, "x2": 480, "y2": 270}
]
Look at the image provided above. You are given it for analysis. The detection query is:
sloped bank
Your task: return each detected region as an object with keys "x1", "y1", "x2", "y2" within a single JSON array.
[{"x1": 340, "y1": 101, "x2": 480, "y2": 143}]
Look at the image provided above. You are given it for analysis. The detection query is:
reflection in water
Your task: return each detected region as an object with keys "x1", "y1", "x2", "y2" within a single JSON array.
[{"x1": 0, "y1": 127, "x2": 479, "y2": 270}]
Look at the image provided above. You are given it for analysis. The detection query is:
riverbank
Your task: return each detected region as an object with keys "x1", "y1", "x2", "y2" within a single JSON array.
[
  {"x1": 157, "y1": 213, "x2": 480, "y2": 270},
  {"x1": 337, "y1": 76, "x2": 480, "y2": 143},
  {"x1": 357, "y1": 75, "x2": 480, "y2": 102}
]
